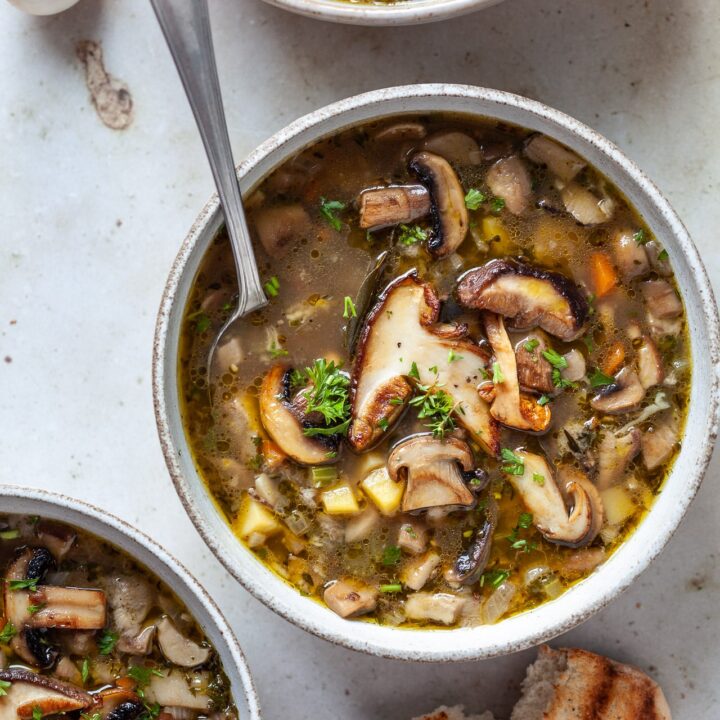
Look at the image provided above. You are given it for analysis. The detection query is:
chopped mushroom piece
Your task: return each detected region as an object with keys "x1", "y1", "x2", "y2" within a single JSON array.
[
  {"x1": 484, "y1": 313, "x2": 551, "y2": 432},
  {"x1": 252, "y1": 204, "x2": 311, "y2": 257},
  {"x1": 373, "y1": 121, "x2": 426, "y2": 142},
  {"x1": 422, "y1": 130, "x2": 482, "y2": 165},
  {"x1": 146, "y1": 671, "x2": 212, "y2": 712},
  {"x1": 524, "y1": 134, "x2": 586, "y2": 182},
  {"x1": 348, "y1": 272, "x2": 499, "y2": 455},
  {"x1": 404, "y1": 592, "x2": 466, "y2": 625},
  {"x1": 597, "y1": 429, "x2": 641, "y2": 490},
  {"x1": 590, "y1": 367, "x2": 645, "y2": 415},
  {"x1": 409, "y1": 151, "x2": 469, "y2": 257},
  {"x1": 641, "y1": 419, "x2": 679, "y2": 470},
  {"x1": 558, "y1": 182, "x2": 615, "y2": 225},
  {"x1": 636, "y1": 336, "x2": 664, "y2": 389},
  {"x1": 387, "y1": 435, "x2": 475, "y2": 513},
  {"x1": 259, "y1": 364, "x2": 339, "y2": 465},
  {"x1": 612, "y1": 229, "x2": 649, "y2": 281},
  {"x1": 504, "y1": 451, "x2": 603, "y2": 548},
  {"x1": 344, "y1": 505, "x2": 381, "y2": 544},
  {"x1": 96, "y1": 688, "x2": 145, "y2": 720},
  {"x1": 561, "y1": 349, "x2": 586, "y2": 383},
  {"x1": 323, "y1": 580, "x2": 378, "y2": 618},
  {"x1": 0, "y1": 668, "x2": 93, "y2": 719},
  {"x1": 36, "y1": 523, "x2": 76, "y2": 561},
  {"x1": 641, "y1": 280, "x2": 683, "y2": 338},
  {"x1": 157, "y1": 617, "x2": 211, "y2": 668},
  {"x1": 103, "y1": 574, "x2": 155, "y2": 655},
  {"x1": 457, "y1": 259, "x2": 590, "y2": 341},
  {"x1": 397, "y1": 519, "x2": 428, "y2": 555},
  {"x1": 645, "y1": 241, "x2": 672, "y2": 277},
  {"x1": 514, "y1": 332, "x2": 554, "y2": 394},
  {"x1": 401, "y1": 551, "x2": 442, "y2": 591},
  {"x1": 357, "y1": 185, "x2": 431, "y2": 230},
  {"x1": 486, "y1": 155, "x2": 532, "y2": 215}
]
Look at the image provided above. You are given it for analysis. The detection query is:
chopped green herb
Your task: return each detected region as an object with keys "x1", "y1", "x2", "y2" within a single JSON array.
[
  {"x1": 0, "y1": 679, "x2": 10, "y2": 697},
  {"x1": 27, "y1": 603, "x2": 45, "y2": 615},
  {"x1": 523, "y1": 338, "x2": 539, "y2": 352},
  {"x1": 310, "y1": 466, "x2": 339, "y2": 488},
  {"x1": 382, "y1": 545, "x2": 401, "y2": 566},
  {"x1": 0, "y1": 621, "x2": 16, "y2": 644},
  {"x1": 81, "y1": 713, "x2": 102, "y2": 720},
  {"x1": 552, "y1": 369, "x2": 577, "y2": 389},
  {"x1": 294, "y1": 359, "x2": 351, "y2": 437},
  {"x1": 388, "y1": 398, "x2": 404, "y2": 406},
  {"x1": 409, "y1": 386, "x2": 457, "y2": 438},
  {"x1": 8, "y1": 577, "x2": 39, "y2": 592},
  {"x1": 492, "y1": 361, "x2": 504, "y2": 384},
  {"x1": 128, "y1": 665, "x2": 164, "y2": 692},
  {"x1": 518, "y1": 512, "x2": 533, "y2": 529},
  {"x1": 97, "y1": 629, "x2": 118, "y2": 655},
  {"x1": 263, "y1": 276, "x2": 280, "y2": 298},
  {"x1": 500, "y1": 448, "x2": 524, "y2": 476},
  {"x1": 377, "y1": 418, "x2": 389, "y2": 432},
  {"x1": 583, "y1": 334, "x2": 597, "y2": 353},
  {"x1": 379, "y1": 583, "x2": 403, "y2": 593},
  {"x1": 194, "y1": 313, "x2": 211, "y2": 333},
  {"x1": 267, "y1": 340, "x2": 288, "y2": 359},
  {"x1": 140, "y1": 703, "x2": 161, "y2": 720},
  {"x1": 325, "y1": 450, "x2": 338, "y2": 459},
  {"x1": 537, "y1": 395, "x2": 550, "y2": 406},
  {"x1": 480, "y1": 568, "x2": 510, "y2": 588},
  {"x1": 490, "y1": 197, "x2": 506, "y2": 213},
  {"x1": 81, "y1": 658, "x2": 90, "y2": 685},
  {"x1": 633, "y1": 229, "x2": 648, "y2": 245},
  {"x1": 342, "y1": 296, "x2": 357, "y2": 319},
  {"x1": 428, "y1": 365, "x2": 439, "y2": 375},
  {"x1": 320, "y1": 197, "x2": 346, "y2": 231},
  {"x1": 402, "y1": 524, "x2": 417, "y2": 539},
  {"x1": 448, "y1": 349, "x2": 463, "y2": 363},
  {"x1": 588, "y1": 367, "x2": 615, "y2": 388},
  {"x1": 397, "y1": 224, "x2": 428, "y2": 246},
  {"x1": 532, "y1": 473, "x2": 545, "y2": 486},
  {"x1": 658, "y1": 249, "x2": 669, "y2": 261},
  {"x1": 0, "y1": 529, "x2": 19, "y2": 540},
  {"x1": 542, "y1": 348, "x2": 568, "y2": 370},
  {"x1": 33, "y1": 706, "x2": 42, "y2": 720},
  {"x1": 408, "y1": 361, "x2": 420, "y2": 380},
  {"x1": 464, "y1": 188, "x2": 486, "y2": 210}
]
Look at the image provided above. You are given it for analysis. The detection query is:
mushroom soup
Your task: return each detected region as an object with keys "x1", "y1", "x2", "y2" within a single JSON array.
[
  {"x1": 0, "y1": 515, "x2": 236, "y2": 718},
  {"x1": 178, "y1": 115, "x2": 689, "y2": 628}
]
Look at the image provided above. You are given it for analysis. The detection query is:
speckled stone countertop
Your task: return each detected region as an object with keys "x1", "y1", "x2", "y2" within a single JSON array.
[{"x1": 1, "y1": 0, "x2": 718, "y2": 717}]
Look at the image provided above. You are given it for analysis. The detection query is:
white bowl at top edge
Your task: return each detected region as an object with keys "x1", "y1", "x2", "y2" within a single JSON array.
[
  {"x1": 153, "y1": 84, "x2": 720, "y2": 662},
  {"x1": 0, "y1": 485, "x2": 261, "y2": 719},
  {"x1": 261, "y1": 0, "x2": 504, "y2": 26}
]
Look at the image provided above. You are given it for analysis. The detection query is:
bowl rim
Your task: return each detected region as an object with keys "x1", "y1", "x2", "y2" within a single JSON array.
[
  {"x1": 153, "y1": 83, "x2": 720, "y2": 661},
  {"x1": 260, "y1": 0, "x2": 503, "y2": 27},
  {"x1": 0, "y1": 484, "x2": 262, "y2": 719}
]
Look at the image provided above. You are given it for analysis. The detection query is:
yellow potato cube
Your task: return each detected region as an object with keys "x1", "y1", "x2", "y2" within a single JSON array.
[
  {"x1": 361, "y1": 467, "x2": 405, "y2": 516},
  {"x1": 321, "y1": 482, "x2": 361, "y2": 515},
  {"x1": 482, "y1": 216, "x2": 516, "y2": 255},
  {"x1": 600, "y1": 486, "x2": 636, "y2": 526},
  {"x1": 233, "y1": 496, "x2": 283, "y2": 540}
]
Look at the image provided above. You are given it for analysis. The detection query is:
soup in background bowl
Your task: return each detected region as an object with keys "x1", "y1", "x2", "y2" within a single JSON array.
[{"x1": 154, "y1": 85, "x2": 720, "y2": 661}]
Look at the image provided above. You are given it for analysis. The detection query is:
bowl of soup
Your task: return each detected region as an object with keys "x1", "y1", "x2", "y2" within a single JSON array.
[
  {"x1": 154, "y1": 84, "x2": 720, "y2": 661},
  {"x1": 261, "y1": 0, "x2": 503, "y2": 26},
  {"x1": 0, "y1": 485, "x2": 261, "y2": 718}
]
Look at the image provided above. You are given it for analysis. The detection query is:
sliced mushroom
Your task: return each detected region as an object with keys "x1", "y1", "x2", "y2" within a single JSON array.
[
  {"x1": 156, "y1": 617, "x2": 210, "y2": 668},
  {"x1": 259, "y1": 364, "x2": 338, "y2": 465},
  {"x1": 641, "y1": 419, "x2": 679, "y2": 470},
  {"x1": 103, "y1": 574, "x2": 155, "y2": 656},
  {"x1": 558, "y1": 182, "x2": 614, "y2": 225},
  {"x1": 483, "y1": 313, "x2": 551, "y2": 432},
  {"x1": 348, "y1": 272, "x2": 499, "y2": 455},
  {"x1": 344, "y1": 505, "x2": 380, "y2": 544},
  {"x1": 421, "y1": 130, "x2": 482, "y2": 165},
  {"x1": 641, "y1": 280, "x2": 683, "y2": 338},
  {"x1": 557, "y1": 417, "x2": 599, "y2": 474},
  {"x1": 146, "y1": 670, "x2": 212, "y2": 712},
  {"x1": 504, "y1": 450, "x2": 602, "y2": 547},
  {"x1": 561, "y1": 348, "x2": 586, "y2": 383},
  {"x1": 388, "y1": 435, "x2": 476, "y2": 513},
  {"x1": 523, "y1": 134, "x2": 586, "y2": 182},
  {"x1": 404, "y1": 592, "x2": 466, "y2": 625},
  {"x1": 409, "y1": 151, "x2": 468, "y2": 257},
  {"x1": 357, "y1": 185, "x2": 430, "y2": 230},
  {"x1": 323, "y1": 579, "x2": 378, "y2": 618},
  {"x1": 445, "y1": 511, "x2": 495, "y2": 586},
  {"x1": 590, "y1": 366, "x2": 645, "y2": 414},
  {"x1": 485, "y1": 155, "x2": 532, "y2": 215},
  {"x1": 36, "y1": 523, "x2": 76, "y2": 562},
  {"x1": 597, "y1": 429, "x2": 641, "y2": 490},
  {"x1": 401, "y1": 551, "x2": 442, "y2": 591},
  {"x1": 457, "y1": 259, "x2": 590, "y2": 341},
  {"x1": 4, "y1": 585, "x2": 107, "y2": 631},
  {"x1": 645, "y1": 241, "x2": 672, "y2": 277},
  {"x1": 373, "y1": 121, "x2": 426, "y2": 143},
  {"x1": 0, "y1": 668, "x2": 93, "y2": 719},
  {"x1": 612, "y1": 229, "x2": 649, "y2": 281},
  {"x1": 514, "y1": 332, "x2": 554, "y2": 394},
  {"x1": 251, "y1": 204, "x2": 312, "y2": 257},
  {"x1": 637, "y1": 336, "x2": 664, "y2": 389}
]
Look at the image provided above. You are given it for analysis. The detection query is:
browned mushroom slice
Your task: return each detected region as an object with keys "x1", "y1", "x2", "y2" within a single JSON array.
[
  {"x1": 597, "y1": 429, "x2": 641, "y2": 490},
  {"x1": 485, "y1": 155, "x2": 533, "y2": 215},
  {"x1": 0, "y1": 668, "x2": 93, "y2": 719},
  {"x1": 373, "y1": 121, "x2": 426, "y2": 143},
  {"x1": 5, "y1": 585, "x2": 106, "y2": 631},
  {"x1": 641, "y1": 280, "x2": 683, "y2": 338},
  {"x1": 523, "y1": 134, "x2": 586, "y2": 182},
  {"x1": 457, "y1": 259, "x2": 590, "y2": 341},
  {"x1": 251, "y1": 204, "x2": 312, "y2": 257},
  {"x1": 157, "y1": 617, "x2": 211, "y2": 668},
  {"x1": 348, "y1": 272, "x2": 499, "y2": 455},
  {"x1": 323, "y1": 579, "x2": 378, "y2": 618},
  {"x1": 387, "y1": 434, "x2": 475, "y2": 513},
  {"x1": 636, "y1": 336, "x2": 664, "y2": 389},
  {"x1": 641, "y1": 419, "x2": 679, "y2": 470},
  {"x1": 421, "y1": 130, "x2": 482, "y2": 165},
  {"x1": 514, "y1": 332, "x2": 554, "y2": 394},
  {"x1": 357, "y1": 185, "x2": 431, "y2": 230},
  {"x1": 504, "y1": 450, "x2": 602, "y2": 548},
  {"x1": 409, "y1": 151, "x2": 468, "y2": 257},
  {"x1": 612, "y1": 229, "x2": 649, "y2": 281},
  {"x1": 145, "y1": 670, "x2": 212, "y2": 711},
  {"x1": 259, "y1": 364, "x2": 338, "y2": 465},
  {"x1": 484, "y1": 313, "x2": 551, "y2": 433},
  {"x1": 590, "y1": 367, "x2": 645, "y2": 415},
  {"x1": 96, "y1": 688, "x2": 144, "y2": 720}
]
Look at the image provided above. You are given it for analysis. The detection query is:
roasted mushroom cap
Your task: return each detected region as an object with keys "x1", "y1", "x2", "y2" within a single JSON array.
[
  {"x1": 348, "y1": 272, "x2": 499, "y2": 455},
  {"x1": 157, "y1": 617, "x2": 211, "y2": 668},
  {"x1": 0, "y1": 668, "x2": 93, "y2": 719},
  {"x1": 457, "y1": 259, "x2": 590, "y2": 342},
  {"x1": 485, "y1": 155, "x2": 533, "y2": 215},
  {"x1": 387, "y1": 434, "x2": 476, "y2": 513},
  {"x1": 590, "y1": 366, "x2": 646, "y2": 415},
  {"x1": 409, "y1": 151, "x2": 468, "y2": 257},
  {"x1": 259, "y1": 364, "x2": 339, "y2": 465},
  {"x1": 357, "y1": 184, "x2": 430, "y2": 230},
  {"x1": 503, "y1": 450, "x2": 603, "y2": 548}
]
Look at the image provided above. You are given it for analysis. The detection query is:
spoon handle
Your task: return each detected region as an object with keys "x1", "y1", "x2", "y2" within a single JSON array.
[{"x1": 150, "y1": 0, "x2": 265, "y2": 315}]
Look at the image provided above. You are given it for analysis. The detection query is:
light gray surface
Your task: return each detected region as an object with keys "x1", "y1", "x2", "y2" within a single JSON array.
[{"x1": 0, "y1": 1, "x2": 718, "y2": 718}]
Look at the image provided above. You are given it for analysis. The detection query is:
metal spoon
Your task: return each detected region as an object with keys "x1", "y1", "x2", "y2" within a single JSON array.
[{"x1": 151, "y1": 0, "x2": 266, "y2": 386}]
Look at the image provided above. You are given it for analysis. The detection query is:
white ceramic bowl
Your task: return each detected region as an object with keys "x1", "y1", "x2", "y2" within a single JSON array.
[
  {"x1": 153, "y1": 84, "x2": 720, "y2": 661},
  {"x1": 0, "y1": 485, "x2": 261, "y2": 719},
  {"x1": 261, "y1": 0, "x2": 503, "y2": 26}
]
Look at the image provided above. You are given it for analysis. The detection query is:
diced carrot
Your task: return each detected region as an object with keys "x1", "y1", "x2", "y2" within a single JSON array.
[
  {"x1": 589, "y1": 252, "x2": 618, "y2": 298},
  {"x1": 602, "y1": 341, "x2": 626, "y2": 375},
  {"x1": 263, "y1": 439, "x2": 287, "y2": 469}
]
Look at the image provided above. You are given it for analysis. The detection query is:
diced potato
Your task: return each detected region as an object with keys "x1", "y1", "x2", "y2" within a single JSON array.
[
  {"x1": 233, "y1": 496, "x2": 283, "y2": 541},
  {"x1": 320, "y1": 482, "x2": 361, "y2": 515},
  {"x1": 361, "y1": 467, "x2": 405, "y2": 515},
  {"x1": 482, "y1": 216, "x2": 516, "y2": 255},
  {"x1": 600, "y1": 486, "x2": 636, "y2": 526}
]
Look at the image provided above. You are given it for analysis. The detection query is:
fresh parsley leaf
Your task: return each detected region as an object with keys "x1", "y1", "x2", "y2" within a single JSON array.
[
  {"x1": 320, "y1": 197, "x2": 346, "y2": 231},
  {"x1": 588, "y1": 367, "x2": 615, "y2": 388},
  {"x1": 409, "y1": 386, "x2": 457, "y2": 438},
  {"x1": 294, "y1": 359, "x2": 351, "y2": 437},
  {"x1": 8, "y1": 577, "x2": 39, "y2": 591},
  {"x1": 401, "y1": 524, "x2": 417, "y2": 539},
  {"x1": 537, "y1": 395, "x2": 550, "y2": 406},
  {"x1": 633, "y1": 228, "x2": 648, "y2": 245},
  {"x1": 523, "y1": 338, "x2": 539, "y2": 352},
  {"x1": 428, "y1": 365, "x2": 439, "y2": 375},
  {"x1": 492, "y1": 361, "x2": 504, "y2": 384},
  {"x1": 343, "y1": 296, "x2": 357, "y2": 319},
  {"x1": 98, "y1": 630, "x2": 118, "y2": 655},
  {"x1": 658, "y1": 248, "x2": 669, "y2": 261},
  {"x1": 194, "y1": 313, "x2": 211, "y2": 333},
  {"x1": 382, "y1": 545, "x2": 401, "y2": 566},
  {"x1": 552, "y1": 368, "x2": 577, "y2": 389},
  {"x1": 377, "y1": 418, "x2": 389, "y2": 432},
  {"x1": 27, "y1": 603, "x2": 45, "y2": 615},
  {"x1": 408, "y1": 361, "x2": 420, "y2": 380},
  {"x1": 532, "y1": 473, "x2": 545, "y2": 486},
  {"x1": 0, "y1": 679, "x2": 10, "y2": 697},
  {"x1": 464, "y1": 188, "x2": 486, "y2": 210},
  {"x1": 81, "y1": 658, "x2": 90, "y2": 685},
  {"x1": 500, "y1": 448, "x2": 524, "y2": 476},
  {"x1": 267, "y1": 341, "x2": 288, "y2": 359},
  {"x1": 480, "y1": 568, "x2": 510, "y2": 588},
  {"x1": 490, "y1": 197, "x2": 506, "y2": 213},
  {"x1": 0, "y1": 621, "x2": 16, "y2": 644},
  {"x1": 397, "y1": 224, "x2": 428, "y2": 246},
  {"x1": 518, "y1": 512, "x2": 533, "y2": 529},
  {"x1": 542, "y1": 348, "x2": 568, "y2": 370},
  {"x1": 33, "y1": 707, "x2": 42, "y2": 720},
  {"x1": 128, "y1": 665, "x2": 164, "y2": 692},
  {"x1": 448, "y1": 349, "x2": 462, "y2": 363}
]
